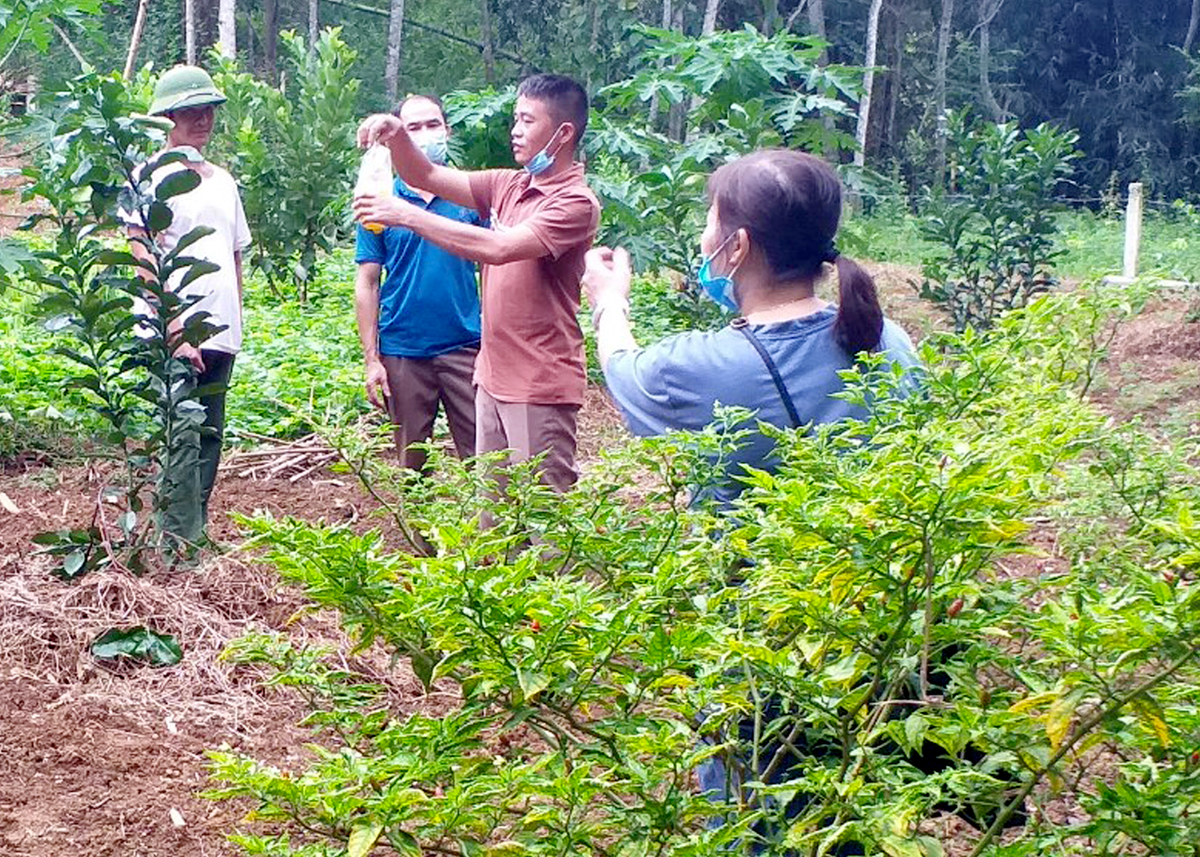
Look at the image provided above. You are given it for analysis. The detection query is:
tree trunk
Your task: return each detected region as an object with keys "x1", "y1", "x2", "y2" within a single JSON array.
[
  {"x1": 184, "y1": 0, "x2": 196, "y2": 64},
  {"x1": 934, "y1": 0, "x2": 955, "y2": 187},
  {"x1": 686, "y1": 0, "x2": 721, "y2": 133},
  {"x1": 808, "y1": 0, "x2": 827, "y2": 65},
  {"x1": 480, "y1": 0, "x2": 495, "y2": 84},
  {"x1": 263, "y1": 0, "x2": 278, "y2": 81},
  {"x1": 853, "y1": 0, "x2": 885, "y2": 169},
  {"x1": 1186, "y1": 0, "x2": 1200, "y2": 54},
  {"x1": 885, "y1": 8, "x2": 903, "y2": 155},
  {"x1": 308, "y1": 0, "x2": 319, "y2": 56},
  {"x1": 124, "y1": 0, "x2": 151, "y2": 79},
  {"x1": 647, "y1": 0, "x2": 672, "y2": 129},
  {"x1": 977, "y1": 0, "x2": 1006, "y2": 121},
  {"x1": 384, "y1": 0, "x2": 406, "y2": 105},
  {"x1": 667, "y1": 0, "x2": 686, "y2": 141},
  {"x1": 52, "y1": 20, "x2": 88, "y2": 69},
  {"x1": 218, "y1": 0, "x2": 236, "y2": 57}
]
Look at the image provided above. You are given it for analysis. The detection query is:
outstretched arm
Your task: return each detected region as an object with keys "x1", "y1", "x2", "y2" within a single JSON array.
[
  {"x1": 357, "y1": 113, "x2": 475, "y2": 210},
  {"x1": 352, "y1": 195, "x2": 548, "y2": 266}
]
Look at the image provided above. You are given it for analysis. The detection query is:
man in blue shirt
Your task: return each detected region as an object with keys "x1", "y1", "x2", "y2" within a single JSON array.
[{"x1": 354, "y1": 95, "x2": 482, "y2": 472}]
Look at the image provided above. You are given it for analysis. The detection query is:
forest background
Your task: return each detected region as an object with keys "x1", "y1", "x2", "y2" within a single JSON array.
[{"x1": 4, "y1": 0, "x2": 1200, "y2": 203}]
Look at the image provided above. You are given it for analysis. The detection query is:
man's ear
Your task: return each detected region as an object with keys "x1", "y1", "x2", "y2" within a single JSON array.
[
  {"x1": 728, "y1": 227, "x2": 752, "y2": 269},
  {"x1": 559, "y1": 121, "x2": 577, "y2": 151}
]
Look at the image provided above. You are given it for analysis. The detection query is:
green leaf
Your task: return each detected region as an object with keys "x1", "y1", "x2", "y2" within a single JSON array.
[
  {"x1": 156, "y1": 169, "x2": 202, "y2": 201},
  {"x1": 91, "y1": 626, "x2": 183, "y2": 667},
  {"x1": 517, "y1": 668, "x2": 551, "y2": 701},
  {"x1": 146, "y1": 200, "x2": 174, "y2": 232},
  {"x1": 347, "y1": 821, "x2": 383, "y2": 857}
]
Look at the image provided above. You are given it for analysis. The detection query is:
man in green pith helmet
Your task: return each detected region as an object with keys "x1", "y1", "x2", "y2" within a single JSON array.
[{"x1": 121, "y1": 65, "x2": 251, "y2": 554}]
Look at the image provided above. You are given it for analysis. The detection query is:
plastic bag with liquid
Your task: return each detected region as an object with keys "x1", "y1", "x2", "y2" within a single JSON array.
[{"x1": 355, "y1": 144, "x2": 395, "y2": 234}]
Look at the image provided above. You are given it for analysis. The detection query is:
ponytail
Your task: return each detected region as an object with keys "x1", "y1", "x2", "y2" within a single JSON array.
[{"x1": 832, "y1": 255, "x2": 884, "y2": 355}]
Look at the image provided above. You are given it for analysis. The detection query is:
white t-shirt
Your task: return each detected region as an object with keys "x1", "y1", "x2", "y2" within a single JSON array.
[{"x1": 121, "y1": 160, "x2": 252, "y2": 354}]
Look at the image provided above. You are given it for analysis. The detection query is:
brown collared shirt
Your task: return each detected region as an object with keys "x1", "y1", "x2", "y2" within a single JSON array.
[{"x1": 468, "y1": 163, "x2": 600, "y2": 406}]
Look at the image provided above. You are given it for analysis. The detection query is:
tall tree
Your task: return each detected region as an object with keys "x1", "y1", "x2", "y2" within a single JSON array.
[
  {"x1": 647, "y1": 0, "x2": 672, "y2": 129},
  {"x1": 384, "y1": 0, "x2": 405, "y2": 104},
  {"x1": 853, "y1": 0, "x2": 885, "y2": 168},
  {"x1": 262, "y1": 0, "x2": 278, "y2": 80},
  {"x1": 218, "y1": 0, "x2": 236, "y2": 56},
  {"x1": 1186, "y1": 0, "x2": 1200, "y2": 54},
  {"x1": 308, "y1": 0, "x2": 319, "y2": 56},
  {"x1": 934, "y1": 0, "x2": 955, "y2": 185},
  {"x1": 809, "y1": 0, "x2": 828, "y2": 65},
  {"x1": 184, "y1": 0, "x2": 196, "y2": 63},
  {"x1": 976, "y1": 0, "x2": 1006, "y2": 121},
  {"x1": 125, "y1": 0, "x2": 151, "y2": 79},
  {"x1": 480, "y1": 0, "x2": 495, "y2": 84}
]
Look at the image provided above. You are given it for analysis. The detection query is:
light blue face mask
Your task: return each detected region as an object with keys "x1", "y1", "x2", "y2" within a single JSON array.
[
  {"x1": 696, "y1": 232, "x2": 741, "y2": 313},
  {"x1": 419, "y1": 133, "x2": 449, "y2": 166},
  {"x1": 524, "y1": 124, "x2": 566, "y2": 176}
]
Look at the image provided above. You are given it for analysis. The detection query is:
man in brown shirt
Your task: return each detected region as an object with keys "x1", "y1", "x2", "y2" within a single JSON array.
[{"x1": 354, "y1": 75, "x2": 600, "y2": 492}]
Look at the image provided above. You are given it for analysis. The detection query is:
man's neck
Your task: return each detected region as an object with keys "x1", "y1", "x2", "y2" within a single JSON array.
[{"x1": 529, "y1": 157, "x2": 576, "y2": 187}]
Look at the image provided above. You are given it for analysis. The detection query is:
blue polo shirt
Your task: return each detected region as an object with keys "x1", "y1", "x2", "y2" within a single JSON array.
[{"x1": 354, "y1": 179, "x2": 482, "y2": 358}]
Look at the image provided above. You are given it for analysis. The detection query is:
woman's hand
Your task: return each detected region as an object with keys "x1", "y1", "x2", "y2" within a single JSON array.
[
  {"x1": 582, "y1": 246, "x2": 632, "y2": 310},
  {"x1": 353, "y1": 194, "x2": 415, "y2": 229},
  {"x1": 356, "y1": 113, "x2": 403, "y2": 148}
]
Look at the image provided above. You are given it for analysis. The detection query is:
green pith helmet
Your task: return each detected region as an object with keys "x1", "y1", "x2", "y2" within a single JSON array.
[{"x1": 149, "y1": 65, "x2": 227, "y2": 116}]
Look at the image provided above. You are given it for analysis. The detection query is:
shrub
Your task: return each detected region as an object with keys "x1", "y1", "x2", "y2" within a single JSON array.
[
  {"x1": 918, "y1": 113, "x2": 1081, "y2": 332},
  {"x1": 207, "y1": 285, "x2": 1200, "y2": 855},
  {"x1": 210, "y1": 28, "x2": 360, "y2": 303},
  {"x1": 0, "y1": 71, "x2": 225, "y2": 572}
]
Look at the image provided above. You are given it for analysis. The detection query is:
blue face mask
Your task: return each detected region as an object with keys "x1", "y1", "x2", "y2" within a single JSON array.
[
  {"x1": 524, "y1": 124, "x2": 566, "y2": 176},
  {"x1": 419, "y1": 133, "x2": 449, "y2": 166},
  {"x1": 696, "y1": 232, "x2": 741, "y2": 313}
]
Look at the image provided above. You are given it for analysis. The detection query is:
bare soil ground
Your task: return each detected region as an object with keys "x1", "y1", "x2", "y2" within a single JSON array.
[
  {"x1": 0, "y1": 388, "x2": 625, "y2": 857},
  {"x1": 2, "y1": 269, "x2": 1196, "y2": 856}
]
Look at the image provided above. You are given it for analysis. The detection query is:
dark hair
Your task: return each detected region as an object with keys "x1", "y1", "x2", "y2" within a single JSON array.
[
  {"x1": 516, "y1": 74, "x2": 588, "y2": 152},
  {"x1": 707, "y1": 150, "x2": 884, "y2": 355},
  {"x1": 393, "y1": 93, "x2": 445, "y2": 119}
]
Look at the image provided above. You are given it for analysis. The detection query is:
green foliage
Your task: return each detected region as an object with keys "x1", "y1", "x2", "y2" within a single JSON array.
[
  {"x1": 442, "y1": 86, "x2": 518, "y2": 169},
  {"x1": 90, "y1": 625, "x2": 183, "y2": 666},
  {"x1": 918, "y1": 113, "x2": 1081, "y2": 332},
  {"x1": 210, "y1": 28, "x2": 360, "y2": 302},
  {"x1": 230, "y1": 254, "x2": 370, "y2": 437},
  {"x1": 2, "y1": 69, "x2": 225, "y2": 569},
  {"x1": 587, "y1": 25, "x2": 861, "y2": 289},
  {"x1": 0, "y1": 0, "x2": 98, "y2": 71},
  {"x1": 208, "y1": 285, "x2": 1200, "y2": 855}
]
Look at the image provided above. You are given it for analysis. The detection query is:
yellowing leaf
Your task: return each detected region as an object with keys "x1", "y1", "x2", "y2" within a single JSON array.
[
  {"x1": 880, "y1": 834, "x2": 924, "y2": 857},
  {"x1": 1132, "y1": 696, "x2": 1171, "y2": 747},
  {"x1": 1044, "y1": 694, "x2": 1075, "y2": 751},
  {"x1": 517, "y1": 668, "x2": 550, "y2": 701},
  {"x1": 348, "y1": 821, "x2": 383, "y2": 857},
  {"x1": 1008, "y1": 690, "x2": 1057, "y2": 715}
]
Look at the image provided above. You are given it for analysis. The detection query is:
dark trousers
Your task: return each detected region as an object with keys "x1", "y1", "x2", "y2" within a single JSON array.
[
  {"x1": 160, "y1": 349, "x2": 235, "y2": 546},
  {"x1": 381, "y1": 347, "x2": 478, "y2": 472}
]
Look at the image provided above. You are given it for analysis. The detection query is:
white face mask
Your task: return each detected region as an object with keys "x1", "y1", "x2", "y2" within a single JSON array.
[{"x1": 416, "y1": 132, "x2": 449, "y2": 166}]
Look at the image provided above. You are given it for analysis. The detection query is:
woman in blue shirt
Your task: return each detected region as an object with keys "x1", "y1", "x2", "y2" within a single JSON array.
[{"x1": 583, "y1": 149, "x2": 918, "y2": 506}]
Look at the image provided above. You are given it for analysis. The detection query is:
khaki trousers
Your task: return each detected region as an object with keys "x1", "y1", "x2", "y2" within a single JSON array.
[
  {"x1": 382, "y1": 347, "x2": 478, "y2": 472},
  {"x1": 475, "y1": 386, "x2": 580, "y2": 494}
]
